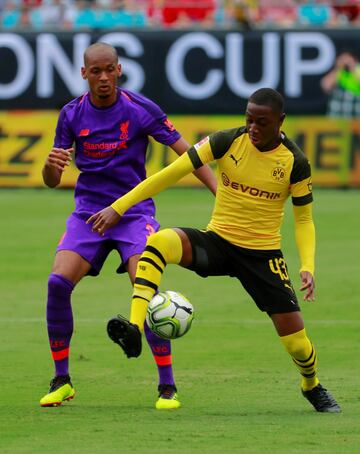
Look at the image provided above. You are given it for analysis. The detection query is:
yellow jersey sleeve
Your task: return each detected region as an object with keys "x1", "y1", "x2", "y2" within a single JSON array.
[
  {"x1": 288, "y1": 146, "x2": 313, "y2": 206},
  {"x1": 111, "y1": 141, "x2": 215, "y2": 216},
  {"x1": 191, "y1": 136, "x2": 214, "y2": 165},
  {"x1": 293, "y1": 203, "x2": 315, "y2": 275}
]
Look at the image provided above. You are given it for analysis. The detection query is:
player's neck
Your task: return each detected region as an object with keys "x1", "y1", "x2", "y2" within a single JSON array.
[
  {"x1": 89, "y1": 90, "x2": 118, "y2": 108},
  {"x1": 258, "y1": 135, "x2": 282, "y2": 152}
]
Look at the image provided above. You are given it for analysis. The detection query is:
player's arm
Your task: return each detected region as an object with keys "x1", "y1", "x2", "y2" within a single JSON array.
[
  {"x1": 289, "y1": 147, "x2": 315, "y2": 301},
  {"x1": 170, "y1": 137, "x2": 217, "y2": 195},
  {"x1": 43, "y1": 109, "x2": 74, "y2": 188},
  {"x1": 87, "y1": 142, "x2": 215, "y2": 234},
  {"x1": 293, "y1": 203, "x2": 316, "y2": 301},
  {"x1": 141, "y1": 102, "x2": 217, "y2": 194},
  {"x1": 42, "y1": 147, "x2": 73, "y2": 188}
]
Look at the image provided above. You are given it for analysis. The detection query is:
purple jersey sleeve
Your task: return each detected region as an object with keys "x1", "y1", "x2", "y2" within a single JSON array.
[
  {"x1": 122, "y1": 90, "x2": 181, "y2": 146},
  {"x1": 54, "y1": 107, "x2": 75, "y2": 149}
]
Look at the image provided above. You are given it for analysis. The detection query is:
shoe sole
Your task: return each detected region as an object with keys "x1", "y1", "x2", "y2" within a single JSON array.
[
  {"x1": 155, "y1": 401, "x2": 181, "y2": 410},
  {"x1": 107, "y1": 317, "x2": 142, "y2": 357},
  {"x1": 40, "y1": 393, "x2": 75, "y2": 407},
  {"x1": 107, "y1": 318, "x2": 128, "y2": 344},
  {"x1": 318, "y1": 407, "x2": 341, "y2": 413}
]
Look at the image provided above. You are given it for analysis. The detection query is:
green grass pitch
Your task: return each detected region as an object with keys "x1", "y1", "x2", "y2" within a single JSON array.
[{"x1": 0, "y1": 188, "x2": 360, "y2": 453}]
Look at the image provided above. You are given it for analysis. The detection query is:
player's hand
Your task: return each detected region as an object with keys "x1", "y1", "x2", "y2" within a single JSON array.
[
  {"x1": 300, "y1": 271, "x2": 315, "y2": 302},
  {"x1": 86, "y1": 206, "x2": 121, "y2": 235},
  {"x1": 45, "y1": 147, "x2": 73, "y2": 173}
]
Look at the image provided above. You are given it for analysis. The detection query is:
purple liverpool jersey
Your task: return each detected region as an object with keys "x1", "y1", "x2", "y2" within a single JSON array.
[{"x1": 54, "y1": 87, "x2": 181, "y2": 218}]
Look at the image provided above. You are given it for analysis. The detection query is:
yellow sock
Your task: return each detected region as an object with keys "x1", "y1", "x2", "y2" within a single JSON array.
[
  {"x1": 130, "y1": 229, "x2": 183, "y2": 331},
  {"x1": 280, "y1": 328, "x2": 320, "y2": 391},
  {"x1": 130, "y1": 295, "x2": 153, "y2": 331}
]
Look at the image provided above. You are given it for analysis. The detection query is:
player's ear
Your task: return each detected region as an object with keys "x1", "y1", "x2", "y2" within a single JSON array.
[
  {"x1": 280, "y1": 112, "x2": 285, "y2": 125},
  {"x1": 81, "y1": 67, "x2": 87, "y2": 80},
  {"x1": 117, "y1": 63, "x2": 122, "y2": 78}
]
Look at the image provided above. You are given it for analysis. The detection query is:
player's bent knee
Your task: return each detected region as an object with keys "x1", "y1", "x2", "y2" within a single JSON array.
[
  {"x1": 146, "y1": 228, "x2": 179, "y2": 247},
  {"x1": 145, "y1": 229, "x2": 183, "y2": 264},
  {"x1": 174, "y1": 229, "x2": 193, "y2": 267},
  {"x1": 48, "y1": 273, "x2": 75, "y2": 297}
]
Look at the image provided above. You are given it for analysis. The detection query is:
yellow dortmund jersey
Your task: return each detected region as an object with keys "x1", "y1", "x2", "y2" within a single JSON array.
[{"x1": 189, "y1": 127, "x2": 313, "y2": 250}]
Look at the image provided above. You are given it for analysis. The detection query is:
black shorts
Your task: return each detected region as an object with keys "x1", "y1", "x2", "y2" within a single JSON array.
[{"x1": 180, "y1": 228, "x2": 300, "y2": 315}]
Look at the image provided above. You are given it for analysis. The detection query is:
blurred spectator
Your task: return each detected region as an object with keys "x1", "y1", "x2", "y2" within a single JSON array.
[
  {"x1": 38, "y1": 0, "x2": 67, "y2": 27},
  {"x1": 22, "y1": 0, "x2": 65, "y2": 28},
  {"x1": 227, "y1": 0, "x2": 257, "y2": 29},
  {"x1": 22, "y1": 0, "x2": 42, "y2": 6},
  {"x1": 321, "y1": 50, "x2": 360, "y2": 117},
  {"x1": 257, "y1": 0, "x2": 297, "y2": 28},
  {"x1": 332, "y1": 0, "x2": 359, "y2": 24},
  {"x1": 1, "y1": 0, "x2": 71, "y2": 28},
  {"x1": 149, "y1": 0, "x2": 216, "y2": 28},
  {"x1": 68, "y1": 0, "x2": 147, "y2": 29},
  {"x1": 2, "y1": 0, "x2": 360, "y2": 30},
  {"x1": 71, "y1": 0, "x2": 101, "y2": 28},
  {"x1": 2, "y1": 1, "x2": 22, "y2": 28},
  {"x1": 111, "y1": 0, "x2": 147, "y2": 27},
  {"x1": 297, "y1": 0, "x2": 337, "y2": 27}
]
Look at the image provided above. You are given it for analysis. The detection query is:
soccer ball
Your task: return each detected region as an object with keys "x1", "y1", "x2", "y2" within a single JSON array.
[{"x1": 146, "y1": 291, "x2": 194, "y2": 340}]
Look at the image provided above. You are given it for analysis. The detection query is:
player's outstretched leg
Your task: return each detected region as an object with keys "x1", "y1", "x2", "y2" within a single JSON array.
[
  {"x1": 40, "y1": 375, "x2": 75, "y2": 407},
  {"x1": 107, "y1": 229, "x2": 183, "y2": 358},
  {"x1": 129, "y1": 229, "x2": 183, "y2": 329},
  {"x1": 144, "y1": 321, "x2": 181, "y2": 410},
  {"x1": 107, "y1": 314, "x2": 142, "y2": 358}
]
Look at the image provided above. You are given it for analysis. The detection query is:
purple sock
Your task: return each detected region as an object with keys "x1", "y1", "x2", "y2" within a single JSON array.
[
  {"x1": 47, "y1": 273, "x2": 74, "y2": 377},
  {"x1": 144, "y1": 321, "x2": 175, "y2": 386}
]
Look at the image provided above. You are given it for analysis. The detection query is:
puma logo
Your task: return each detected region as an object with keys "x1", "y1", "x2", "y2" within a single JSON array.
[{"x1": 230, "y1": 154, "x2": 241, "y2": 166}]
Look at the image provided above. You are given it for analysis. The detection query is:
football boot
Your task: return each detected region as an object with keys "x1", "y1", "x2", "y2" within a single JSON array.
[
  {"x1": 107, "y1": 314, "x2": 142, "y2": 358},
  {"x1": 40, "y1": 375, "x2": 75, "y2": 407},
  {"x1": 302, "y1": 384, "x2": 341, "y2": 413},
  {"x1": 156, "y1": 384, "x2": 181, "y2": 410}
]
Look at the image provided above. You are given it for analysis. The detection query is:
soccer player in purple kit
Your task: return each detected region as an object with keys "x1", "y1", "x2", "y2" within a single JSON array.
[{"x1": 40, "y1": 42, "x2": 217, "y2": 409}]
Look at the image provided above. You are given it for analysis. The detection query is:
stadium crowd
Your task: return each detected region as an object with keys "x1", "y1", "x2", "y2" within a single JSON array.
[{"x1": 0, "y1": 0, "x2": 359, "y2": 30}]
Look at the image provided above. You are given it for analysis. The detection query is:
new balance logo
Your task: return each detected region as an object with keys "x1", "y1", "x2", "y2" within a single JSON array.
[
  {"x1": 164, "y1": 118, "x2": 175, "y2": 132},
  {"x1": 79, "y1": 129, "x2": 90, "y2": 137},
  {"x1": 229, "y1": 154, "x2": 241, "y2": 166}
]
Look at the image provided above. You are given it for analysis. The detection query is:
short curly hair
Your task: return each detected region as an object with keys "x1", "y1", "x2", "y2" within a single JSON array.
[{"x1": 248, "y1": 88, "x2": 284, "y2": 113}]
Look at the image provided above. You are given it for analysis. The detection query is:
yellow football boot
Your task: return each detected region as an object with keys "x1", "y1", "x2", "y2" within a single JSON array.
[
  {"x1": 155, "y1": 385, "x2": 181, "y2": 410},
  {"x1": 40, "y1": 375, "x2": 75, "y2": 407}
]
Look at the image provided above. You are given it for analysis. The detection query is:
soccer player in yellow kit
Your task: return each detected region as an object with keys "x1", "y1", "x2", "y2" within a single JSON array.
[{"x1": 87, "y1": 88, "x2": 340, "y2": 413}]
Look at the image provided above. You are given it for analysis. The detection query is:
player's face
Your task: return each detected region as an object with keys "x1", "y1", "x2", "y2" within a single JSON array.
[
  {"x1": 245, "y1": 102, "x2": 285, "y2": 151},
  {"x1": 81, "y1": 48, "x2": 121, "y2": 107}
]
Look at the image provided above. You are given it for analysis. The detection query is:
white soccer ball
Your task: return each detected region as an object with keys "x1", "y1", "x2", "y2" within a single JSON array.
[{"x1": 146, "y1": 291, "x2": 194, "y2": 340}]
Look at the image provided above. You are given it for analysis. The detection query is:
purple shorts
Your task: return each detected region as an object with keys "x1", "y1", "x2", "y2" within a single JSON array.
[{"x1": 57, "y1": 213, "x2": 160, "y2": 276}]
